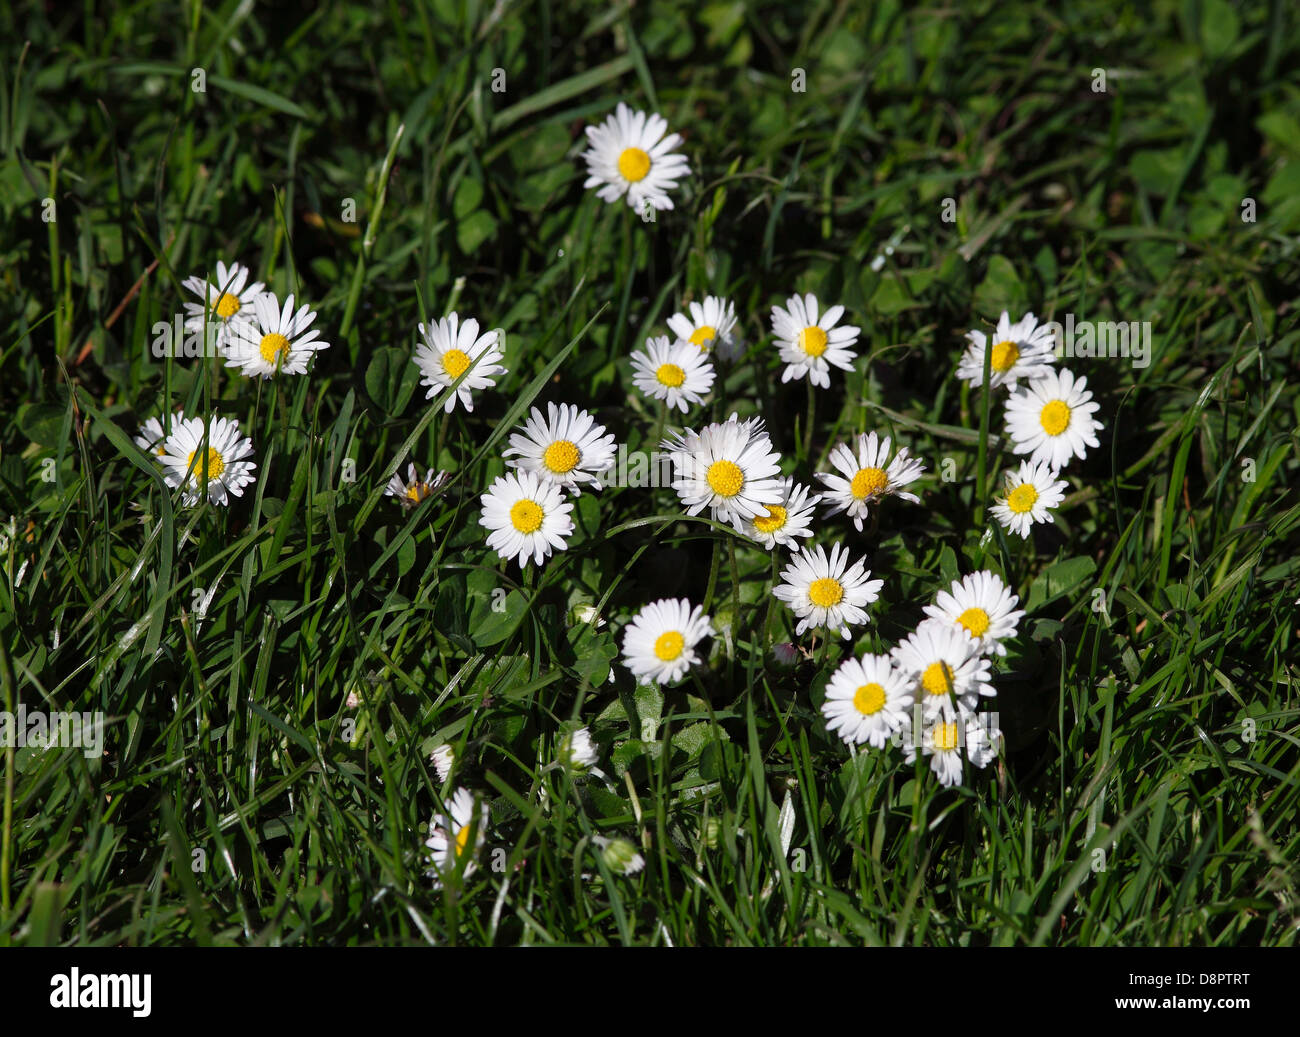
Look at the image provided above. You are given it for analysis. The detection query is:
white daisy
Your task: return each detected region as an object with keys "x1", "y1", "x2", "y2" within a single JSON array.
[
  {"x1": 922, "y1": 570, "x2": 1025, "y2": 657},
  {"x1": 661, "y1": 413, "x2": 784, "y2": 531},
  {"x1": 413, "y1": 313, "x2": 506, "y2": 414},
  {"x1": 629, "y1": 335, "x2": 714, "y2": 413},
  {"x1": 430, "y1": 743, "x2": 455, "y2": 782},
  {"x1": 667, "y1": 295, "x2": 739, "y2": 354},
  {"x1": 891, "y1": 619, "x2": 994, "y2": 720},
  {"x1": 964, "y1": 714, "x2": 1003, "y2": 770},
  {"x1": 385, "y1": 462, "x2": 447, "y2": 509},
  {"x1": 816, "y1": 432, "x2": 925, "y2": 532},
  {"x1": 502, "y1": 402, "x2": 616, "y2": 495},
  {"x1": 957, "y1": 310, "x2": 1056, "y2": 391},
  {"x1": 620, "y1": 597, "x2": 713, "y2": 687},
  {"x1": 479, "y1": 469, "x2": 574, "y2": 568},
  {"x1": 581, "y1": 102, "x2": 691, "y2": 213},
  {"x1": 771, "y1": 292, "x2": 861, "y2": 388},
  {"x1": 903, "y1": 713, "x2": 1001, "y2": 787},
  {"x1": 821, "y1": 653, "x2": 913, "y2": 749},
  {"x1": 181, "y1": 260, "x2": 264, "y2": 351},
  {"x1": 158, "y1": 415, "x2": 257, "y2": 507},
  {"x1": 1004, "y1": 367, "x2": 1103, "y2": 470},
  {"x1": 133, "y1": 415, "x2": 180, "y2": 460},
  {"x1": 223, "y1": 291, "x2": 329, "y2": 378},
  {"x1": 742, "y1": 478, "x2": 821, "y2": 549},
  {"x1": 989, "y1": 459, "x2": 1070, "y2": 539},
  {"x1": 424, "y1": 786, "x2": 487, "y2": 883},
  {"x1": 772, "y1": 543, "x2": 883, "y2": 640},
  {"x1": 558, "y1": 727, "x2": 599, "y2": 771}
]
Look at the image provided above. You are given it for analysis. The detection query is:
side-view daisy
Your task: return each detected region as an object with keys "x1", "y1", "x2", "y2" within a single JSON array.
[
  {"x1": 425, "y1": 786, "x2": 488, "y2": 884},
  {"x1": 772, "y1": 542, "x2": 883, "y2": 640},
  {"x1": 822, "y1": 653, "x2": 913, "y2": 748},
  {"x1": 1004, "y1": 367, "x2": 1103, "y2": 469},
  {"x1": 817, "y1": 431, "x2": 925, "y2": 531},
  {"x1": 957, "y1": 310, "x2": 1056, "y2": 391},
  {"x1": 134, "y1": 415, "x2": 182, "y2": 460},
  {"x1": 413, "y1": 313, "x2": 506, "y2": 413},
  {"x1": 558, "y1": 726, "x2": 600, "y2": 772},
  {"x1": 661, "y1": 413, "x2": 784, "y2": 531},
  {"x1": 742, "y1": 478, "x2": 821, "y2": 550},
  {"x1": 668, "y1": 295, "x2": 738, "y2": 354},
  {"x1": 771, "y1": 292, "x2": 861, "y2": 387},
  {"x1": 620, "y1": 598, "x2": 713, "y2": 687},
  {"x1": 922, "y1": 570, "x2": 1025, "y2": 657},
  {"x1": 430, "y1": 744, "x2": 455, "y2": 783},
  {"x1": 385, "y1": 462, "x2": 448, "y2": 509},
  {"x1": 224, "y1": 291, "x2": 330, "y2": 379},
  {"x1": 989, "y1": 459, "x2": 1070, "y2": 538},
  {"x1": 891, "y1": 619, "x2": 994, "y2": 719},
  {"x1": 158, "y1": 415, "x2": 257, "y2": 506},
  {"x1": 502, "y1": 402, "x2": 617, "y2": 495},
  {"x1": 182, "y1": 260, "x2": 263, "y2": 351},
  {"x1": 479, "y1": 469, "x2": 574, "y2": 568},
  {"x1": 581, "y1": 102, "x2": 691, "y2": 213},
  {"x1": 629, "y1": 335, "x2": 714, "y2": 413}
]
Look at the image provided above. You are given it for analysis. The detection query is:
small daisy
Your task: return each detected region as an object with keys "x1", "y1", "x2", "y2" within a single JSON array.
[
  {"x1": 891, "y1": 619, "x2": 994, "y2": 720},
  {"x1": 413, "y1": 313, "x2": 506, "y2": 414},
  {"x1": 430, "y1": 744, "x2": 455, "y2": 782},
  {"x1": 772, "y1": 543, "x2": 883, "y2": 640},
  {"x1": 903, "y1": 714, "x2": 1001, "y2": 787},
  {"x1": 620, "y1": 598, "x2": 713, "y2": 687},
  {"x1": 989, "y1": 459, "x2": 1069, "y2": 539},
  {"x1": 558, "y1": 727, "x2": 599, "y2": 771},
  {"x1": 742, "y1": 478, "x2": 821, "y2": 549},
  {"x1": 957, "y1": 310, "x2": 1056, "y2": 391},
  {"x1": 182, "y1": 260, "x2": 264, "y2": 351},
  {"x1": 667, "y1": 295, "x2": 739, "y2": 354},
  {"x1": 385, "y1": 462, "x2": 448, "y2": 509},
  {"x1": 158, "y1": 415, "x2": 257, "y2": 506},
  {"x1": 965, "y1": 714, "x2": 1003, "y2": 771},
  {"x1": 223, "y1": 291, "x2": 329, "y2": 378},
  {"x1": 479, "y1": 469, "x2": 574, "y2": 568},
  {"x1": 821, "y1": 653, "x2": 913, "y2": 749},
  {"x1": 661, "y1": 413, "x2": 784, "y2": 531},
  {"x1": 133, "y1": 415, "x2": 181, "y2": 460},
  {"x1": 922, "y1": 570, "x2": 1025, "y2": 657},
  {"x1": 502, "y1": 402, "x2": 617, "y2": 495},
  {"x1": 595, "y1": 836, "x2": 646, "y2": 876},
  {"x1": 817, "y1": 432, "x2": 925, "y2": 532},
  {"x1": 771, "y1": 293, "x2": 861, "y2": 388},
  {"x1": 1004, "y1": 367, "x2": 1103, "y2": 470},
  {"x1": 581, "y1": 102, "x2": 691, "y2": 213},
  {"x1": 629, "y1": 335, "x2": 714, "y2": 413},
  {"x1": 425, "y1": 786, "x2": 488, "y2": 883}
]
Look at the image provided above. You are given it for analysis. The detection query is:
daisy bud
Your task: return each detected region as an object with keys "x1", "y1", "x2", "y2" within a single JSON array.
[{"x1": 598, "y1": 836, "x2": 645, "y2": 876}]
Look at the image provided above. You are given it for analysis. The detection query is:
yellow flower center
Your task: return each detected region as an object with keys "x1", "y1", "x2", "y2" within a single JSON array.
[
  {"x1": 1039, "y1": 399, "x2": 1071, "y2": 436},
  {"x1": 258, "y1": 332, "x2": 290, "y2": 365},
  {"x1": 921, "y1": 660, "x2": 955, "y2": 697},
  {"x1": 689, "y1": 325, "x2": 718, "y2": 349},
  {"x1": 990, "y1": 340, "x2": 1019, "y2": 373},
  {"x1": 654, "y1": 631, "x2": 684, "y2": 661},
  {"x1": 454, "y1": 824, "x2": 470, "y2": 857},
  {"x1": 853, "y1": 682, "x2": 886, "y2": 716},
  {"x1": 656, "y1": 363, "x2": 685, "y2": 388},
  {"x1": 1007, "y1": 483, "x2": 1038, "y2": 514},
  {"x1": 542, "y1": 440, "x2": 581, "y2": 474},
  {"x1": 753, "y1": 504, "x2": 787, "y2": 534},
  {"x1": 442, "y1": 348, "x2": 471, "y2": 379},
  {"x1": 808, "y1": 577, "x2": 844, "y2": 608},
  {"x1": 958, "y1": 607, "x2": 991, "y2": 638},
  {"x1": 406, "y1": 482, "x2": 430, "y2": 503},
  {"x1": 850, "y1": 467, "x2": 888, "y2": 500},
  {"x1": 798, "y1": 325, "x2": 828, "y2": 357},
  {"x1": 215, "y1": 293, "x2": 241, "y2": 319},
  {"x1": 185, "y1": 447, "x2": 226, "y2": 482},
  {"x1": 706, "y1": 459, "x2": 744, "y2": 498},
  {"x1": 617, "y1": 146, "x2": 652, "y2": 182},
  {"x1": 509, "y1": 499, "x2": 544, "y2": 534},
  {"x1": 934, "y1": 721, "x2": 960, "y2": 753}
]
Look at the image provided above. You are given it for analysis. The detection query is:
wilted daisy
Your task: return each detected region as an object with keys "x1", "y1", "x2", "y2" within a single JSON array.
[
  {"x1": 822, "y1": 653, "x2": 913, "y2": 749},
  {"x1": 385, "y1": 462, "x2": 448, "y2": 509},
  {"x1": 772, "y1": 543, "x2": 883, "y2": 640},
  {"x1": 771, "y1": 293, "x2": 861, "y2": 387},
  {"x1": 1004, "y1": 367, "x2": 1103, "y2": 469},
  {"x1": 159, "y1": 415, "x2": 257, "y2": 506},
  {"x1": 425, "y1": 787, "x2": 487, "y2": 883},
  {"x1": 743, "y1": 478, "x2": 821, "y2": 549},
  {"x1": 957, "y1": 310, "x2": 1056, "y2": 391},
  {"x1": 558, "y1": 727, "x2": 599, "y2": 771},
  {"x1": 891, "y1": 619, "x2": 994, "y2": 720},
  {"x1": 661, "y1": 413, "x2": 783, "y2": 531},
  {"x1": 430, "y1": 744, "x2": 455, "y2": 782},
  {"x1": 581, "y1": 102, "x2": 690, "y2": 213},
  {"x1": 922, "y1": 571, "x2": 1025, "y2": 657},
  {"x1": 621, "y1": 598, "x2": 713, "y2": 686},
  {"x1": 479, "y1": 469, "x2": 574, "y2": 568},
  {"x1": 668, "y1": 295, "x2": 738, "y2": 354},
  {"x1": 989, "y1": 459, "x2": 1069, "y2": 538},
  {"x1": 224, "y1": 292, "x2": 329, "y2": 378},
  {"x1": 629, "y1": 335, "x2": 714, "y2": 413},
  {"x1": 502, "y1": 402, "x2": 616, "y2": 495},
  {"x1": 414, "y1": 313, "x2": 506, "y2": 414},
  {"x1": 181, "y1": 260, "x2": 263, "y2": 351},
  {"x1": 817, "y1": 432, "x2": 925, "y2": 531}
]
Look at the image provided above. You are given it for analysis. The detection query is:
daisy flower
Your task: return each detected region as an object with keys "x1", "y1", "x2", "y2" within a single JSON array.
[
  {"x1": 158, "y1": 415, "x2": 257, "y2": 506},
  {"x1": 413, "y1": 313, "x2": 506, "y2": 414},
  {"x1": 502, "y1": 402, "x2": 617, "y2": 495},
  {"x1": 922, "y1": 570, "x2": 1025, "y2": 657},
  {"x1": 581, "y1": 102, "x2": 691, "y2": 213},
  {"x1": 771, "y1": 293, "x2": 861, "y2": 388},
  {"x1": 425, "y1": 786, "x2": 487, "y2": 883},
  {"x1": 224, "y1": 291, "x2": 330, "y2": 378},
  {"x1": 1004, "y1": 367, "x2": 1103, "y2": 470},
  {"x1": 989, "y1": 459, "x2": 1070, "y2": 538},
  {"x1": 903, "y1": 713, "x2": 1002, "y2": 787},
  {"x1": 821, "y1": 653, "x2": 913, "y2": 749},
  {"x1": 817, "y1": 432, "x2": 925, "y2": 532},
  {"x1": 133, "y1": 415, "x2": 180, "y2": 460},
  {"x1": 742, "y1": 478, "x2": 821, "y2": 549},
  {"x1": 957, "y1": 310, "x2": 1056, "y2": 391},
  {"x1": 891, "y1": 619, "x2": 994, "y2": 720},
  {"x1": 667, "y1": 295, "x2": 739, "y2": 354},
  {"x1": 629, "y1": 335, "x2": 714, "y2": 413},
  {"x1": 430, "y1": 744, "x2": 455, "y2": 782},
  {"x1": 661, "y1": 413, "x2": 784, "y2": 531},
  {"x1": 385, "y1": 463, "x2": 447, "y2": 509},
  {"x1": 558, "y1": 727, "x2": 599, "y2": 771},
  {"x1": 182, "y1": 260, "x2": 263, "y2": 351},
  {"x1": 620, "y1": 598, "x2": 713, "y2": 687},
  {"x1": 479, "y1": 469, "x2": 574, "y2": 568},
  {"x1": 772, "y1": 543, "x2": 883, "y2": 640}
]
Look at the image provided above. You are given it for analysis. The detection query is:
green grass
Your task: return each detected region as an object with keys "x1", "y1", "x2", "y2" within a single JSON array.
[{"x1": 1, "y1": 0, "x2": 1298, "y2": 946}]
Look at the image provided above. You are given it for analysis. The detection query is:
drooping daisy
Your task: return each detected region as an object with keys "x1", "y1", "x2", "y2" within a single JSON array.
[
  {"x1": 413, "y1": 313, "x2": 506, "y2": 414},
  {"x1": 821, "y1": 653, "x2": 913, "y2": 749},
  {"x1": 620, "y1": 598, "x2": 713, "y2": 687},
  {"x1": 742, "y1": 478, "x2": 821, "y2": 549},
  {"x1": 158, "y1": 415, "x2": 257, "y2": 506},
  {"x1": 1004, "y1": 367, "x2": 1103, "y2": 470},
  {"x1": 922, "y1": 570, "x2": 1025, "y2": 657},
  {"x1": 479, "y1": 469, "x2": 574, "y2": 568},
  {"x1": 385, "y1": 463, "x2": 447, "y2": 509},
  {"x1": 425, "y1": 786, "x2": 488, "y2": 883},
  {"x1": 957, "y1": 310, "x2": 1056, "y2": 391},
  {"x1": 430, "y1": 744, "x2": 455, "y2": 783},
  {"x1": 629, "y1": 335, "x2": 714, "y2": 413},
  {"x1": 772, "y1": 543, "x2": 883, "y2": 640},
  {"x1": 989, "y1": 459, "x2": 1069, "y2": 539},
  {"x1": 581, "y1": 102, "x2": 691, "y2": 213},
  {"x1": 891, "y1": 619, "x2": 994, "y2": 720},
  {"x1": 817, "y1": 432, "x2": 925, "y2": 532},
  {"x1": 182, "y1": 260, "x2": 264, "y2": 351},
  {"x1": 771, "y1": 293, "x2": 861, "y2": 388},
  {"x1": 558, "y1": 727, "x2": 599, "y2": 771},
  {"x1": 223, "y1": 291, "x2": 330, "y2": 378},
  {"x1": 595, "y1": 836, "x2": 646, "y2": 876},
  {"x1": 661, "y1": 413, "x2": 784, "y2": 531},
  {"x1": 667, "y1": 295, "x2": 739, "y2": 354},
  {"x1": 502, "y1": 402, "x2": 617, "y2": 496}
]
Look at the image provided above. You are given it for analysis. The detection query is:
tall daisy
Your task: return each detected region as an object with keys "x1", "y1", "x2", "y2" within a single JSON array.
[
  {"x1": 771, "y1": 293, "x2": 861, "y2": 387},
  {"x1": 502, "y1": 402, "x2": 617, "y2": 496},
  {"x1": 1004, "y1": 367, "x2": 1103, "y2": 469},
  {"x1": 661, "y1": 413, "x2": 784, "y2": 531},
  {"x1": 159, "y1": 416, "x2": 257, "y2": 506},
  {"x1": 891, "y1": 619, "x2": 994, "y2": 720},
  {"x1": 667, "y1": 295, "x2": 738, "y2": 354},
  {"x1": 817, "y1": 432, "x2": 925, "y2": 532},
  {"x1": 425, "y1": 787, "x2": 488, "y2": 884},
  {"x1": 629, "y1": 335, "x2": 714, "y2": 413},
  {"x1": 620, "y1": 598, "x2": 713, "y2": 687},
  {"x1": 413, "y1": 313, "x2": 506, "y2": 414},
  {"x1": 957, "y1": 310, "x2": 1056, "y2": 391},
  {"x1": 742, "y1": 478, "x2": 821, "y2": 550},
  {"x1": 989, "y1": 460, "x2": 1069, "y2": 538},
  {"x1": 479, "y1": 469, "x2": 574, "y2": 568},
  {"x1": 385, "y1": 462, "x2": 447, "y2": 509},
  {"x1": 223, "y1": 291, "x2": 329, "y2": 379},
  {"x1": 581, "y1": 102, "x2": 691, "y2": 213},
  {"x1": 922, "y1": 570, "x2": 1025, "y2": 657},
  {"x1": 772, "y1": 542, "x2": 883, "y2": 640},
  {"x1": 182, "y1": 260, "x2": 263, "y2": 351},
  {"x1": 822, "y1": 653, "x2": 913, "y2": 749}
]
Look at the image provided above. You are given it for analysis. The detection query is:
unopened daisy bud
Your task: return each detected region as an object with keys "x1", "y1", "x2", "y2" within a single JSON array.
[
  {"x1": 345, "y1": 689, "x2": 361, "y2": 709},
  {"x1": 572, "y1": 603, "x2": 606, "y2": 627},
  {"x1": 558, "y1": 727, "x2": 599, "y2": 771},
  {"x1": 430, "y1": 743, "x2": 455, "y2": 782},
  {"x1": 598, "y1": 836, "x2": 645, "y2": 875},
  {"x1": 772, "y1": 642, "x2": 799, "y2": 667}
]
